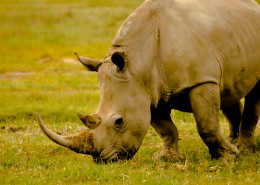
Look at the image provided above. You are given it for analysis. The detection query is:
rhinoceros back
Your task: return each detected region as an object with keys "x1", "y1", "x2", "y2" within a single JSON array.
[{"x1": 155, "y1": 0, "x2": 260, "y2": 107}]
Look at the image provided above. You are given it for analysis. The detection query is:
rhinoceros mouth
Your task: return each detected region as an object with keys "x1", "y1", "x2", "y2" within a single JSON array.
[{"x1": 93, "y1": 147, "x2": 138, "y2": 164}]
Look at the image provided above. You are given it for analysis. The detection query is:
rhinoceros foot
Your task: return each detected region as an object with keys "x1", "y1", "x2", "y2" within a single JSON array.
[
  {"x1": 210, "y1": 142, "x2": 239, "y2": 160},
  {"x1": 215, "y1": 150, "x2": 237, "y2": 161},
  {"x1": 237, "y1": 137, "x2": 257, "y2": 152},
  {"x1": 152, "y1": 148, "x2": 181, "y2": 162}
]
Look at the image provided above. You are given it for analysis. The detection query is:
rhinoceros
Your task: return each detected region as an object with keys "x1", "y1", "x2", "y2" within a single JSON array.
[{"x1": 36, "y1": 0, "x2": 260, "y2": 163}]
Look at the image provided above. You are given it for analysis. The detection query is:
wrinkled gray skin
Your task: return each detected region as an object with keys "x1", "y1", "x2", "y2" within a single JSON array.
[{"x1": 37, "y1": 0, "x2": 260, "y2": 163}]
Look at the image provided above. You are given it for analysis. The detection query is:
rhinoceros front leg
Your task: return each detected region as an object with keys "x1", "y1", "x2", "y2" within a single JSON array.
[
  {"x1": 151, "y1": 108, "x2": 180, "y2": 162},
  {"x1": 237, "y1": 81, "x2": 259, "y2": 151},
  {"x1": 189, "y1": 83, "x2": 239, "y2": 159},
  {"x1": 222, "y1": 101, "x2": 243, "y2": 142}
]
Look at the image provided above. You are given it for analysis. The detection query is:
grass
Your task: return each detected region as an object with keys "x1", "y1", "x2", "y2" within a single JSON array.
[{"x1": 0, "y1": 0, "x2": 260, "y2": 184}]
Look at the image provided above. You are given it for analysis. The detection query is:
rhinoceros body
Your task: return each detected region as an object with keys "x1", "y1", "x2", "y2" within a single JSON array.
[{"x1": 37, "y1": 0, "x2": 260, "y2": 163}]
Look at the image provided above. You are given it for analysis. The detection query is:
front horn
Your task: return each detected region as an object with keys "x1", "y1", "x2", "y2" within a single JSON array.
[
  {"x1": 74, "y1": 52, "x2": 102, "y2": 72},
  {"x1": 36, "y1": 112, "x2": 95, "y2": 155}
]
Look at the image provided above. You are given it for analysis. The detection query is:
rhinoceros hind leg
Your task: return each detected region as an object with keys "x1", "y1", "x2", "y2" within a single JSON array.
[
  {"x1": 151, "y1": 108, "x2": 180, "y2": 162},
  {"x1": 237, "y1": 81, "x2": 260, "y2": 152},
  {"x1": 189, "y1": 83, "x2": 239, "y2": 159},
  {"x1": 222, "y1": 101, "x2": 243, "y2": 142}
]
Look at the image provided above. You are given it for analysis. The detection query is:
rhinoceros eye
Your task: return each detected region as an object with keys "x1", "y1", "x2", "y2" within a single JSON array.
[
  {"x1": 111, "y1": 115, "x2": 125, "y2": 131},
  {"x1": 115, "y1": 118, "x2": 123, "y2": 126},
  {"x1": 113, "y1": 117, "x2": 126, "y2": 133}
]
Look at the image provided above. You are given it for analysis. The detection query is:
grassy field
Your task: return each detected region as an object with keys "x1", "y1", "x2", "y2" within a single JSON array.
[{"x1": 0, "y1": 0, "x2": 260, "y2": 184}]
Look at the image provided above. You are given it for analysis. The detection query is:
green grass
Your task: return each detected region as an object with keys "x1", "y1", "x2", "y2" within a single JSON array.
[{"x1": 0, "y1": 0, "x2": 260, "y2": 184}]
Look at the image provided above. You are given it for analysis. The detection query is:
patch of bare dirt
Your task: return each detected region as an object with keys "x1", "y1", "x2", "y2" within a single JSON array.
[
  {"x1": 1, "y1": 126, "x2": 26, "y2": 133},
  {"x1": 62, "y1": 57, "x2": 78, "y2": 65},
  {"x1": 0, "y1": 71, "x2": 34, "y2": 79}
]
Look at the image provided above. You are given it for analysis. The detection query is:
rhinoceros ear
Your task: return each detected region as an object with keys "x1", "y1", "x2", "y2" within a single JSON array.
[
  {"x1": 74, "y1": 52, "x2": 102, "y2": 72},
  {"x1": 111, "y1": 52, "x2": 127, "y2": 71}
]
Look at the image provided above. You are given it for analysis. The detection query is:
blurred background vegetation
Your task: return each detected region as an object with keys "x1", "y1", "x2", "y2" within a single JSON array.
[{"x1": 0, "y1": 0, "x2": 141, "y2": 73}]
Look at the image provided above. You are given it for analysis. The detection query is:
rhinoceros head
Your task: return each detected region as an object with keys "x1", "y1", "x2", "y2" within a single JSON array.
[{"x1": 37, "y1": 51, "x2": 152, "y2": 163}]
